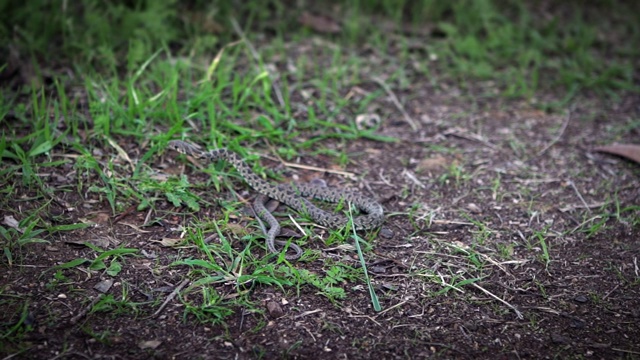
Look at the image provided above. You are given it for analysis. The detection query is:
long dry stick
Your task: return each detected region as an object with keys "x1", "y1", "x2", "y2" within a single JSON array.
[
  {"x1": 472, "y1": 282, "x2": 523, "y2": 319},
  {"x1": 69, "y1": 294, "x2": 104, "y2": 324},
  {"x1": 371, "y1": 76, "x2": 419, "y2": 131},
  {"x1": 537, "y1": 108, "x2": 572, "y2": 157},
  {"x1": 152, "y1": 278, "x2": 190, "y2": 317}
]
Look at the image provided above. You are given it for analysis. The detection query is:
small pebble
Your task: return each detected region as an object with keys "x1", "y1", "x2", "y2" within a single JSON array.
[
  {"x1": 574, "y1": 295, "x2": 588, "y2": 303},
  {"x1": 267, "y1": 301, "x2": 284, "y2": 318},
  {"x1": 380, "y1": 227, "x2": 394, "y2": 239}
]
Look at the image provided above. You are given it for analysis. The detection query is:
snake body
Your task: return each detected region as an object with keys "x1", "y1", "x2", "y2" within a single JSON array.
[
  {"x1": 253, "y1": 193, "x2": 303, "y2": 259},
  {"x1": 168, "y1": 140, "x2": 384, "y2": 260}
]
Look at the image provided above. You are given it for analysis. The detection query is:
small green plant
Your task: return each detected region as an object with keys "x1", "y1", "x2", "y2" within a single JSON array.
[
  {"x1": 140, "y1": 175, "x2": 201, "y2": 211},
  {"x1": 461, "y1": 213, "x2": 494, "y2": 246},
  {"x1": 533, "y1": 229, "x2": 551, "y2": 269},
  {"x1": 0, "y1": 301, "x2": 33, "y2": 340},
  {"x1": 54, "y1": 247, "x2": 138, "y2": 276},
  {"x1": 182, "y1": 287, "x2": 234, "y2": 325},
  {"x1": 45, "y1": 270, "x2": 70, "y2": 291},
  {"x1": 496, "y1": 242, "x2": 514, "y2": 259},
  {"x1": 89, "y1": 291, "x2": 141, "y2": 317},
  {"x1": 298, "y1": 268, "x2": 346, "y2": 301}
]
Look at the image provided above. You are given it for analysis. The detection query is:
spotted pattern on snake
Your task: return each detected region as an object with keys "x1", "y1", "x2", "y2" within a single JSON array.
[{"x1": 168, "y1": 140, "x2": 384, "y2": 260}]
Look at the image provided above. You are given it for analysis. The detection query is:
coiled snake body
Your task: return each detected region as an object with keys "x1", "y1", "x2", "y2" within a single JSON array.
[{"x1": 168, "y1": 140, "x2": 384, "y2": 260}]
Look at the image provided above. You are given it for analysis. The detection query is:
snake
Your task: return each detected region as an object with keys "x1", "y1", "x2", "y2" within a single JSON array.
[{"x1": 167, "y1": 140, "x2": 384, "y2": 260}]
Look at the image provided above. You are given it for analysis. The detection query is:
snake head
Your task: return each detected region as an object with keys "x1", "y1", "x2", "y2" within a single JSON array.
[
  {"x1": 167, "y1": 140, "x2": 186, "y2": 154},
  {"x1": 168, "y1": 140, "x2": 203, "y2": 155}
]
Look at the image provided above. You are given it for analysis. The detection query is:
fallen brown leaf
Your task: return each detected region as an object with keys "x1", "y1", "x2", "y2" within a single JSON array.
[
  {"x1": 225, "y1": 222, "x2": 249, "y2": 237},
  {"x1": 138, "y1": 340, "x2": 162, "y2": 350},
  {"x1": 417, "y1": 156, "x2": 449, "y2": 172},
  {"x1": 160, "y1": 237, "x2": 184, "y2": 247},
  {"x1": 298, "y1": 12, "x2": 341, "y2": 34},
  {"x1": 594, "y1": 144, "x2": 640, "y2": 164},
  {"x1": 3, "y1": 215, "x2": 23, "y2": 233}
]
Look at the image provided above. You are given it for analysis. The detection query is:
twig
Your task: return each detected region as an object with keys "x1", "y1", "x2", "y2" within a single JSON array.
[
  {"x1": 294, "y1": 309, "x2": 323, "y2": 319},
  {"x1": 471, "y1": 282, "x2": 523, "y2": 319},
  {"x1": 288, "y1": 214, "x2": 309, "y2": 235},
  {"x1": 371, "y1": 76, "x2": 419, "y2": 131},
  {"x1": 537, "y1": 108, "x2": 571, "y2": 157},
  {"x1": 443, "y1": 127, "x2": 498, "y2": 150},
  {"x1": 261, "y1": 153, "x2": 357, "y2": 179},
  {"x1": 558, "y1": 201, "x2": 607, "y2": 213},
  {"x1": 152, "y1": 279, "x2": 190, "y2": 317},
  {"x1": 402, "y1": 169, "x2": 426, "y2": 189},
  {"x1": 613, "y1": 348, "x2": 640, "y2": 355},
  {"x1": 230, "y1": 17, "x2": 285, "y2": 108},
  {"x1": 69, "y1": 294, "x2": 104, "y2": 324},
  {"x1": 602, "y1": 284, "x2": 619, "y2": 301},
  {"x1": 49, "y1": 350, "x2": 91, "y2": 360},
  {"x1": 375, "y1": 300, "x2": 408, "y2": 316},
  {"x1": 567, "y1": 179, "x2": 591, "y2": 214},
  {"x1": 113, "y1": 204, "x2": 137, "y2": 224},
  {"x1": 34, "y1": 179, "x2": 75, "y2": 212}
]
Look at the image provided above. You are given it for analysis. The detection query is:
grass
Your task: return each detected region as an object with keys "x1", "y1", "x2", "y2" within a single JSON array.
[{"x1": 1, "y1": 0, "x2": 639, "y2": 354}]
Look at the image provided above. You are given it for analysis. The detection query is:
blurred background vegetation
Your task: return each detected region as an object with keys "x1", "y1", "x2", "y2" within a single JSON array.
[{"x1": 1, "y1": 0, "x2": 638, "y2": 99}]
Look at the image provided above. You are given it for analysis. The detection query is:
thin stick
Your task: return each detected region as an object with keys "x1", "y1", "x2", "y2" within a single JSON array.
[
  {"x1": 568, "y1": 180, "x2": 591, "y2": 214},
  {"x1": 472, "y1": 282, "x2": 523, "y2": 319},
  {"x1": 69, "y1": 294, "x2": 104, "y2": 324},
  {"x1": 35, "y1": 179, "x2": 75, "y2": 212},
  {"x1": 294, "y1": 309, "x2": 323, "y2": 319},
  {"x1": 602, "y1": 284, "x2": 619, "y2": 301},
  {"x1": 372, "y1": 76, "x2": 419, "y2": 131},
  {"x1": 443, "y1": 127, "x2": 498, "y2": 150},
  {"x1": 376, "y1": 300, "x2": 408, "y2": 316},
  {"x1": 537, "y1": 108, "x2": 571, "y2": 157},
  {"x1": 260, "y1": 153, "x2": 357, "y2": 179},
  {"x1": 613, "y1": 348, "x2": 640, "y2": 355},
  {"x1": 152, "y1": 279, "x2": 190, "y2": 317}
]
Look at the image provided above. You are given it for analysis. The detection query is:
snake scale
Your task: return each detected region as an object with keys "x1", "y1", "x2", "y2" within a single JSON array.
[{"x1": 168, "y1": 140, "x2": 384, "y2": 260}]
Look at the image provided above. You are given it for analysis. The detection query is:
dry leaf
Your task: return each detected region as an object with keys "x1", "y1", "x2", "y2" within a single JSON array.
[
  {"x1": 160, "y1": 237, "x2": 184, "y2": 247},
  {"x1": 94, "y1": 279, "x2": 114, "y2": 293},
  {"x1": 107, "y1": 137, "x2": 134, "y2": 172},
  {"x1": 594, "y1": 144, "x2": 640, "y2": 164},
  {"x1": 3, "y1": 215, "x2": 24, "y2": 233},
  {"x1": 65, "y1": 237, "x2": 112, "y2": 248},
  {"x1": 417, "y1": 156, "x2": 449, "y2": 172},
  {"x1": 225, "y1": 223, "x2": 249, "y2": 237},
  {"x1": 298, "y1": 12, "x2": 341, "y2": 34},
  {"x1": 138, "y1": 340, "x2": 162, "y2": 350},
  {"x1": 85, "y1": 212, "x2": 111, "y2": 224}
]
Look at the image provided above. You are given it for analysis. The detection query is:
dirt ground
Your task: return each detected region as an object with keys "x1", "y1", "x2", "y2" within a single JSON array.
[
  {"x1": 2, "y1": 11, "x2": 640, "y2": 360},
  {"x1": 2, "y1": 83, "x2": 639, "y2": 359}
]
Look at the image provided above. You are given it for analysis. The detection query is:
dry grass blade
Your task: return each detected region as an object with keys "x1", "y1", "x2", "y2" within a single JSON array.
[
  {"x1": 471, "y1": 282, "x2": 524, "y2": 320},
  {"x1": 371, "y1": 76, "x2": 419, "y2": 131},
  {"x1": 151, "y1": 279, "x2": 190, "y2": 318},
  {"x1": 537, "y1": 108, "x2": 571, "y2": 157}
]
